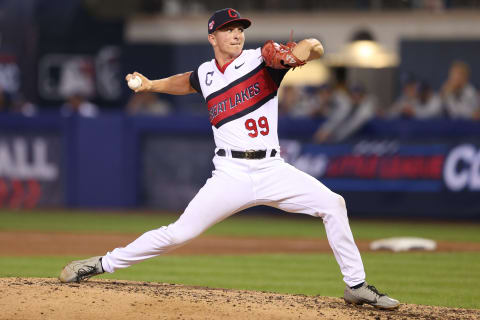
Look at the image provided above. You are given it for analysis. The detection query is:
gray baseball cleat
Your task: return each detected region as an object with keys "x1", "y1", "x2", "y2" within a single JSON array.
[
  {"x1": 59, "y1": 256, "x2": 105, "y2": 283},
  {"x1": 344, "y1": 282, "x2": 400, "y2": 310}
]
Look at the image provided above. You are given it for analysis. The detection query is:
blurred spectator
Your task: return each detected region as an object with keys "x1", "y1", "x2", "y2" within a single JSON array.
[
  {"x1": 61, "y1": 93, "x2": 99, "y2": 117},
  {"x1": 388, "y1": 79, "x2": 442, "y2": 119},
  {"x1": 415, "y1": 82, "x2": 443, "y2": 118},
  {"x1": 10, "y1": 94, "x2": 37, "y2": 117},
  {"x1": 278, "y1": 85, "x2": 311, "y2": 117},
  {"x1": 441, "y1": 61, "x2": 479, "y2": 120},
  {"x1": 308, "y1": 84, "x2": 350, "y2": 119},
  {"x1": 387, "y1": 77, "x2": 418, "y2": 118},
  {"x1": 278, "y1": 85, "x2": 299, "y2": 116},
  {"x1": 126, "y1": 92, "x2": 171, "y2": 116},
  {"x1": 314, "y1": 84, "x2": 377, "y2": 143},
  {"x1": 0, "y1": 87, "x2": 11, "y2": 114},
  {"x1": 0, "y1": 87, "x2": 9, "y2": 114}
]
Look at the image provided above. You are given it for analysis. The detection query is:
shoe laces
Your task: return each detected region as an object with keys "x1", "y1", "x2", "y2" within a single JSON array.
[
  {"x1": 76, "y1": 265, "x2": 98, "y2": 282},
  {"x1": 366, "y1": 284, "x2": 386, "y2": 297}
]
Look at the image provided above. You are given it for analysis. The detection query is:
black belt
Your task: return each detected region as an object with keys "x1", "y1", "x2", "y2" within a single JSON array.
[{"x1": 216, "y1": 149, "x2": 277, "y2": 159}]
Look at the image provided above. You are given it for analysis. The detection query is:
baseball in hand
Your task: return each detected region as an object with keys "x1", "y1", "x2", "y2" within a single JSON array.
[{"x1": 128, "y1": 76, "x2": 142, "y2": 90}]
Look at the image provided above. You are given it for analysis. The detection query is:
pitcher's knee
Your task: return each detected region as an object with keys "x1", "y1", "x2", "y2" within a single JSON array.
[
  {"x1": 318, "y1": 193, "x2": 348, "y2": 218},
  {"x1": 143, "y1": 225, "x2": 195, "y2": 250},
  {"x1": 338, "y1": 195, "x2": 347, "y2": 210},
  {"x1": 166, "y1": 225, "x2": 199, "y2": 247}
]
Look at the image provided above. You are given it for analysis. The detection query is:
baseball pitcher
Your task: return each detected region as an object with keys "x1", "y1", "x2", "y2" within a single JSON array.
[{"x1": 59, "y1": 8, "x2": 399, "y2": 310}]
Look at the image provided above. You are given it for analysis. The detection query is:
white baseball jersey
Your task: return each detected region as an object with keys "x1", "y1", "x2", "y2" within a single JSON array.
[{"x1": 189, "y1": 48, "x2": 288, "y2": 151}]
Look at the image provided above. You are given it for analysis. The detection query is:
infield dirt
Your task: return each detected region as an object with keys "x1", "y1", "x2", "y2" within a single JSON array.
[
  {"x1": 1, "y1": 277, "x2": 479, "y2": 320},
  {"x1": 1, "y1": 231, "x2": 480, "y2": 256}
]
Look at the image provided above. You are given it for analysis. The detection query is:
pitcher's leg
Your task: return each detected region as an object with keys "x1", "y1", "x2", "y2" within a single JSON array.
[
  {"x1": 318, "y1": 193, "x2": 365, "y2": 287},
  {"x1": 102, "y1": 172, "x2": 254, "y2": 273},
  {"x1": 256, "y1": 161, "x2": 365, "y2": 287}
]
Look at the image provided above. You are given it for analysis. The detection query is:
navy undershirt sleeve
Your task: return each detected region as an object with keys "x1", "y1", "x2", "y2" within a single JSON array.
[
  {"x1": 189, "y1": 69, "x2": 201, "y2": 93},
  {"x1": 265, "y1": 67, "x2": 289, "y2": 87}
]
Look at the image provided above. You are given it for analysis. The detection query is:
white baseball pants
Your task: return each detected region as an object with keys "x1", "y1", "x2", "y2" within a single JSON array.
[{"x1": 102, "y1": 155, "x2": 366, "y2": 287}]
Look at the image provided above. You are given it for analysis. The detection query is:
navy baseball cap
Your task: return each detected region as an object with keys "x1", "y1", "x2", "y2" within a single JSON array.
[{"x1": 208, "y1": 8, "x2": 251, "y2": 34}]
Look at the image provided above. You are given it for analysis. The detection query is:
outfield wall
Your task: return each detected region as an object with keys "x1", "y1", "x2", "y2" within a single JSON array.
[{"x1": 0, "y1": 114, "x2": 479, "y2": 218}]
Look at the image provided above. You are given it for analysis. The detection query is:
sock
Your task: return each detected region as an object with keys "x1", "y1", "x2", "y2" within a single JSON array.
[
  {"x1": 350, "y1": 282, "x2": 365, "y2": 289},
  {"x1": 99, "y1": 257, "x2": 105, "y2": 273}
]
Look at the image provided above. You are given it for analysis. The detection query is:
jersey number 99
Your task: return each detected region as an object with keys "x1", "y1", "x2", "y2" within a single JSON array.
[{"x1": 245, "y1": 116, "x2": 269, "y2": 138}]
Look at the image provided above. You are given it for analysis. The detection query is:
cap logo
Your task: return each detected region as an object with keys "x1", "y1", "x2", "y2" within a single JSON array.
[
  {"x1": 228, "y1": 9, "x2": 238, "y2": 18},
  {"x1": 209, "y1": 20, "x2": 215, "y2": 30}
]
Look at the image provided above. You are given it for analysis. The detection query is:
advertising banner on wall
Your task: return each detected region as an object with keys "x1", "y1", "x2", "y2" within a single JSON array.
[
  {"x1": 280, "y1": 139, "x2": 480, "y2": 193},
  {"x1": 280, "y1": 139, "x2": 480, "y2": 217},
  {"x1": 37, "y1": 46, "x2": 123, "y2": 106},
  {"x1": 0, "y1": 133, "x2": 63, "y2": 208}
]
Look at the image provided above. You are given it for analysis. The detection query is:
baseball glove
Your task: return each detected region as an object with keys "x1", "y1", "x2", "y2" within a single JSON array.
[{"x1": 261, "y1": 40, "x2": 306, "y2": 69}]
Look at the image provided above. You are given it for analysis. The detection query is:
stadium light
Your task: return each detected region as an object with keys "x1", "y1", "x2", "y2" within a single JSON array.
[{"x1": 324, "y1": 30, "x2": 399, "y2": 69}]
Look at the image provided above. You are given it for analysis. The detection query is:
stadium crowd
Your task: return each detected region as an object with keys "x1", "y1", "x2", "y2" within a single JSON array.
[{"x1": 279, "y1": 60, "x2": 480, "y2": 143}]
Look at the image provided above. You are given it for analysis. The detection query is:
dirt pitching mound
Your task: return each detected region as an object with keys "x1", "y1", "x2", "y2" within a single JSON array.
[{"x1": 1, "y1": 278, "x2": 479, "y2": 320}]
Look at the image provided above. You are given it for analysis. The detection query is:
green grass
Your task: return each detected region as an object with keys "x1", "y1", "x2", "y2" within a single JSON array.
[
  {"x1": 1, "y1": 252, "x2": 479, "y2": 309},
  {"x1": 1, "y1": 209, "x2": 480, "y2": 309},
  {"x1": 1, "y1": 210, "x2": 479, "y2": 242}
]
